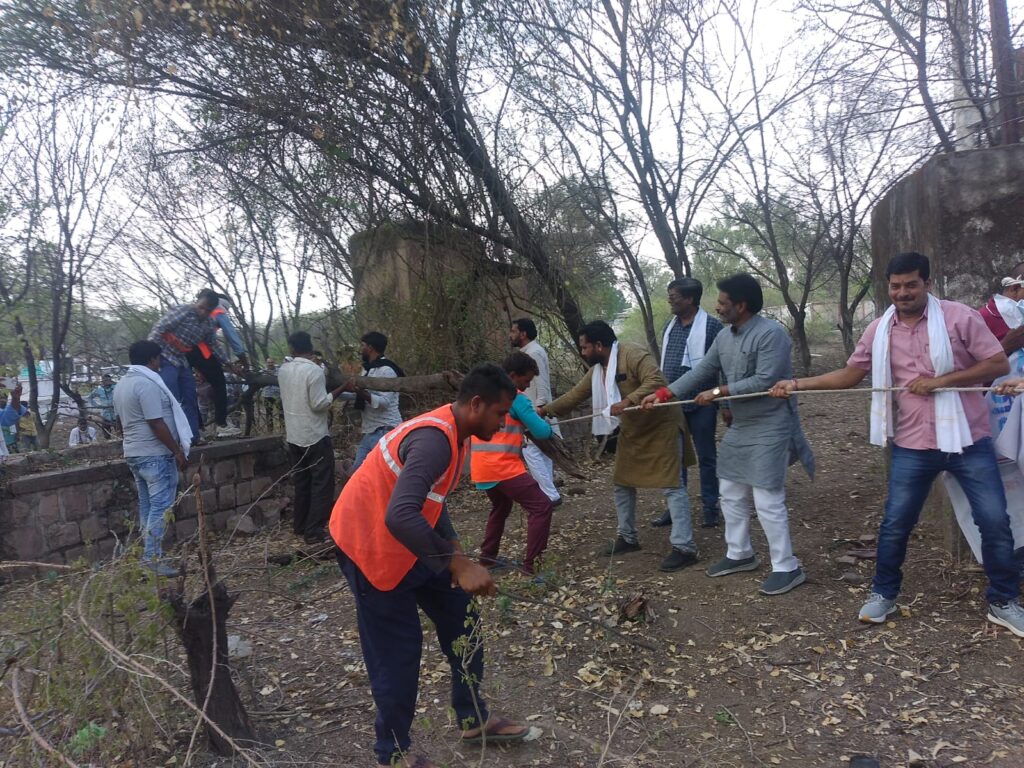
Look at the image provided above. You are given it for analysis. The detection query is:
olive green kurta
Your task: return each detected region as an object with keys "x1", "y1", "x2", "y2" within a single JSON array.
[{"x1": 546, "y1": 342, "x2": 695, "y2": 488}]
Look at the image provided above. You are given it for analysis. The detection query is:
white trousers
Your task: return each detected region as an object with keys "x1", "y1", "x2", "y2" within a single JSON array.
[
  {"x1": 719, "y1": 477, "x2": 799, "y2": 572},
  {"x1": 523, "y1": 441, "x2": 560, "y2": 502}
]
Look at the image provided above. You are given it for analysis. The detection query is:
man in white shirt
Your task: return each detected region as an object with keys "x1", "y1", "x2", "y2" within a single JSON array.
[
  {"x1": 278, "y1": 331, "x2": 345, "y2": 544},
  {"x1": 69, "y1": 417, "x2": 98, "y2": 447},
  {"x1": 345, "y1": 331, "x2": 404, "y2": 471},
  {"x1": 510, "y1": 317, "x2": 561, "y2": 505}
]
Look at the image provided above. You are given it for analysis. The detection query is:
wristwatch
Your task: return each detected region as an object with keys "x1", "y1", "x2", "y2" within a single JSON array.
[{"x1": 711, "y1": 387, "x2": 722, "y2": 398}]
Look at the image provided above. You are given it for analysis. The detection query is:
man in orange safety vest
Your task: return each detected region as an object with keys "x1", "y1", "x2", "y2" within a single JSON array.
[{"x1": 329, "y1": 363, "x2": 531, "y2": 767}]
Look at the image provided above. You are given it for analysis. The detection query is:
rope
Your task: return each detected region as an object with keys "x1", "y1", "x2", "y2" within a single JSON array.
[{"x1": 552, "y1": 386, "x2": 996, "y2": 427}]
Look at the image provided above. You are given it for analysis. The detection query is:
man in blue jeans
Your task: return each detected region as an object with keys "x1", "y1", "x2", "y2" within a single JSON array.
[
  {"x1": 148, "y1": 293, "x2": 224, "y2": 443},
  {"x1": 653, "y1": 277, "x2": 723, "y2": 528},
  {"x1": 771, "y1": 252, "x2": 1024, "y2": 636},
  {"x1": 114, "y1": 340, "x2": 192, "y2": 576}
]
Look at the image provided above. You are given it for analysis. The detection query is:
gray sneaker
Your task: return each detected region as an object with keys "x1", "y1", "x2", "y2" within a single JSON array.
[
  {"x1": 988, "y1": 599, "x2": 1024, "y2": 638},
  {"x1": 858, "y1": 592, "x2": 897, "y2": 624},
  {"x1": 706, "y1": 554, "x2": 760, "y2": 577},
  {"x1": 759, "y1": 567, "x2": 805, "y2": 595},
  {"x1": 143, "y1": 559, "x2": 178, "y2": 578}
]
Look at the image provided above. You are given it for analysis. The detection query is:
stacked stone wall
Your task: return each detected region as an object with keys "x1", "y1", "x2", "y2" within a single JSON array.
[{"x1": 0, "y1": 436, "x2": 292, "y2": 577}]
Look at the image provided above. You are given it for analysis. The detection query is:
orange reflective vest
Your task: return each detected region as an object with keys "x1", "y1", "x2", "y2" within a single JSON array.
[
  {"x1": 469, "y1": 396, "x2": 526, "y2": 484},
  {"x1": 329, "y1": 404, "x2": 466, "y2": 591},
  {"x1": 196, "y1": 307, "x2": 226, "y2": 360}
]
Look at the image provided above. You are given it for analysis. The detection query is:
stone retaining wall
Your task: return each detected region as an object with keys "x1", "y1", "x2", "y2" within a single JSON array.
[{"x1": 0, "y1": 436, "x2": 293, "y2": 574}]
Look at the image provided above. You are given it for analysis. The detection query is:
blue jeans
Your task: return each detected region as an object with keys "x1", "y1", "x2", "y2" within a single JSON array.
[
  {"x1": 875, "y1": 438, "x2": 1019, "y2": 604},
  {"x1": 684, "y1": 406, "x2": 719, "y2": 519},
  {"x1": 127, "y1": 455, "x2": 179, "y2": 561},
  {"x1": 158, "y1": 357, "x2": 200, "y2": 441},
  {"x1": 352, "y1": 426, "x2": 389, "y2": 471}
]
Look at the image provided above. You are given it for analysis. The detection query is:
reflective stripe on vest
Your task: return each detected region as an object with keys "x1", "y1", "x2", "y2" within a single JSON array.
[
  {"x1": 329, "y1": 405, "x2": 465, "y2": 591},
  {"x1": 377, "y1": 415, "x2": 454, "y2": 504},
  {"x1": 469, "y1": 405, "x2": 527, "y2": 484}
]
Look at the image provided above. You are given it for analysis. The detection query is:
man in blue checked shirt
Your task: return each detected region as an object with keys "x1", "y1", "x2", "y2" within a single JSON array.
[{"x1": 652, "y1": 277, "x2": 724, "y2": 529}]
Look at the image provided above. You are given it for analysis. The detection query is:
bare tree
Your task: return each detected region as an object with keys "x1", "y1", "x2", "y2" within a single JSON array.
[
  {"x1": 696, "y1": 3, "x2": 842, "y2": 373},
  {"x1": 804, "y1": 0, "x2": 1017, "y2": 150},
  {"x1": 112, "y1": 145, "x2": 323, "y2": 361},
  {"x1": 482, "y1": 0, "x2": 758, "y2": 351},
  {"x1": 0, "y1": 86, "x2": 136, "y2": 446},
  {"x1": 785, "y1": 74, "x2": 932, "y2": 353}
]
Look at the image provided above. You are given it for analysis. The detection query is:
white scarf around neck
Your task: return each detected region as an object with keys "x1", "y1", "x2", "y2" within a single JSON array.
[
  {"x1": 993, "y1": 293, "x2": 1024, "y2": 330},
  {"x1": 590, "y1": 342, "x2": 622, "y2": 436},
  {"x1": 869, "y1": 294, "x2": 972, "y2": 453},
  {"x1": 128, "y1": 364, "x2": 193, "y2": 456},
  {"x1": 661, "y1": 309, "x2": 709, "y2": 372}
]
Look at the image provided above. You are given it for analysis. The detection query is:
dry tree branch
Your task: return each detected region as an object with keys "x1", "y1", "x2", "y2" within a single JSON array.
[
  {"x1": 596, "y1": 677, "x2": 643, "y2": 768},
  {"x1": 0, "y1": 561, "x2": 73, "y2": 570},
  {"x1": 9, "y1": 666, "x2": 82, "y2": 768},
  {"x1": 721, "y1": 704, "x2": 764, "y2": 766}
]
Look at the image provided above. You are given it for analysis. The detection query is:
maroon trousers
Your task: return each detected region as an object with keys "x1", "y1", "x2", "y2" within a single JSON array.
[{"x1": 480, "y1": 472, "x2": 554, "y2": 574}]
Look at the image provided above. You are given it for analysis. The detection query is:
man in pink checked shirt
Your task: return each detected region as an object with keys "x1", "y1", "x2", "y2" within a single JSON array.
[{"x1": 769, "y1": 252, "x2": 1024, "y2": 638}]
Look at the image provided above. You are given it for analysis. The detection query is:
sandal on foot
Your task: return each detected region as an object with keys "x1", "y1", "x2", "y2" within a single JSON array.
[
  {"x1": 460, "y1": 716, "x2": 530, "y2": 745},
  {"x1": 387, "y1": 755, "x2": 436, "y2": 768}
]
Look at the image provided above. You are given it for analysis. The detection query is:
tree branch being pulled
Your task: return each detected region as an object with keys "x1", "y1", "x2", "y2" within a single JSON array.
[{"x1": 240, "y1": 369, "x2": 464, "y2": 435}]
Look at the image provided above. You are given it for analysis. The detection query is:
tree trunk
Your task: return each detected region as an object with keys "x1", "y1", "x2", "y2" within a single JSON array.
[
  {"x1": 239, "y1": 370, "x2": 464, "y2": 436},
  {"x1": 838, "y1": 307, "x2": 856, "y2": 357},
  {"x1": 14, "y1": 314, "x2": 47, "y2": 448},
  {"x1": 60, "y1": 383, "x2": 88, "y2": 420},
  {"x1": 168, "y1": 576, "x2": 256, "y2": 755},
  {"x1": 245, "y1": 370, "x2": 463, "y2": 394},
  {"x1": 791, "y1": 316, "x2": 812, "y2": 376},
  {"x1": 989, "y1": 0, "x2": 1021, "y2": 145}
]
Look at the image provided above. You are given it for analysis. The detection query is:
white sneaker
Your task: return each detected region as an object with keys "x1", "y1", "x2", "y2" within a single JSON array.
[
  {"x1": 858, "y1": 592, "x2": 897, "y2": 624},
  {"x1": 217, "y1": 424, "x2": 242, "y2": 438}
]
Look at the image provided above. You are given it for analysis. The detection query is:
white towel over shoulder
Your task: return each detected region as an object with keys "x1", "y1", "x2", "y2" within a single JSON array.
[
  {"x1": 869, "y1": 294, "x2": 973, "y2": 453},
  {"x1": 590, "y1": 342, "x2": 622, "y2": 436},
  {"x1": 660, "y1": 309, "x2": 709, "y2": 372},
  {"x1": 128, "y1": 364, "x2": 193, "y2": 456}
]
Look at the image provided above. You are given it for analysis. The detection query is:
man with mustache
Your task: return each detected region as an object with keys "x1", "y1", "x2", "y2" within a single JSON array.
[
  {"x1": 770, "y1": 252, "x2": 1023, "y2": 635},
  {"x1": 644, "y1": 273, "x2": 814, "y2": 595},
  {"x1": 540, "y1": 320, "x2": 698, "y2": 570}
]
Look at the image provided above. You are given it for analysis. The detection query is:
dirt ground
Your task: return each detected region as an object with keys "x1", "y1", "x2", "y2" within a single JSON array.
[{"x1": 3, "y1": 348, "x2": 1024, "y2": 767}]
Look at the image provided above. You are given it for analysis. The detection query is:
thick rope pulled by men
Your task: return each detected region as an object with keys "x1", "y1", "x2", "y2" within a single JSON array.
[{"x1": 553, "y1": 386, "x2": 996, "y2": 427}]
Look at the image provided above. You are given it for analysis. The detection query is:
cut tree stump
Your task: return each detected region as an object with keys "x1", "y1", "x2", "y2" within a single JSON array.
[
  {"x1": 168, "y1": 574, "x2": 256, "y2": 755},
  {"x1": 165, "y1": 465, "x2": 256, "y2": 756}
]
